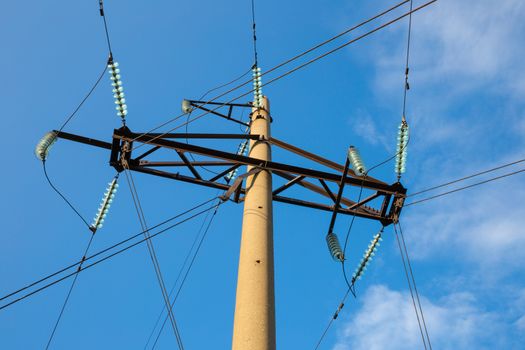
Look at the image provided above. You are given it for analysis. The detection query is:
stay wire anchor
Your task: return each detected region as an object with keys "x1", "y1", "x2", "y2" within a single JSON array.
[{"x1": 99, "y1": 0, "x2": 104, "y2": 16}]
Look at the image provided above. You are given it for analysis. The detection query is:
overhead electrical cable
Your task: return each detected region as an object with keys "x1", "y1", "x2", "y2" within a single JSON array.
[
  {"x1": 402, "y1": 0, "x2": 414, "y2": 120},
  {"x1": 393, "y1": 223, "x2": 430, "y2": 349},
  {"x1": 129, "y1": 0, "x2": 429, "y2": 150},
  {"x1": 135, "y1": 0, "x2": 409, "y2": 138},
  {"x1": 0, "y1": 200, "x2": 219, "y2": 310},
  {"x1": 57, "y1": 62, "x2": 108, "y2": 132},
  {"x1": 44, "y1": 233, "x2": 96, "y2": 349},
  {"x1": 131, "y1": 0, "x2": 431, "y2": 151},
  {"x1": 42, "y1": 161, "x2": 91, "y2": 229},
  {"x1": 314, "y1": 130, "x2": 433, "y2": 348},
  {"x1": 184, "y1": 67, "x2": 253, "y2": 176},
  {"x1": 0, "y1": 197, "x2": 216, "y2": 304},
  {"x1": 313, "y1": 288, "x2": 352, "y2": 350},
  {"x1": 98, "y1": 0, "x2": 113, "y2": 55},
  {"x1": 150, "y1": 200, "x2": 221, "y2": 349},
  {"x1": 144, "y1": 194, "x2": 220, "y2": 349},
  {"x1": 123, "y1": 168, "x2": 185, "y2": 349},
  {"x1": 396, "y1": 221, "x2": 432, "y2": 349},
  {"x1": 407, "y1": 158, "x2": 525, "y2": 198},
  {"x1": 404, "y1": 168, "x2": 525, "y2": 207},
  {"x1": 37, "y1": 60, "x2": 109, "y2": 228},
  {"x1": 251, "y1": 0, "x2": 259, "y2": 67}
]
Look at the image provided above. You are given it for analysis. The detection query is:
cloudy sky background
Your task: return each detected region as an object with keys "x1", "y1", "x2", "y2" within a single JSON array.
[{"x1": 1, "y1": 0, "x2": 524, "y2": 349}]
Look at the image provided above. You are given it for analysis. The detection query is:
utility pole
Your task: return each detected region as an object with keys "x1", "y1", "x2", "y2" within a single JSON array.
[
  {"x1": 232, "y1": 97, "x2": 275, "y2": 350},
  {"x1": 47, "y1": 96, "x2": 406, "y2": 349}
]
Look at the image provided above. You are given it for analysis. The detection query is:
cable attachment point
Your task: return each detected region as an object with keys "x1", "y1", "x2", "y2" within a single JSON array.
[
  {"x1": 99, "y1": 0, "x2": 104, "y2": 16},
  {"x1": 333, "y1": 302, "x2": 345, "y2": 320},
  {"x1": 347, "y1": 146, "x2": 367, "y2": 176},
  {"x1": 326, "y1": 232, "x2": 344, "y2": 262},
  {"x1": 35, "y1": 131, "x2": 58, "y2": 161}
]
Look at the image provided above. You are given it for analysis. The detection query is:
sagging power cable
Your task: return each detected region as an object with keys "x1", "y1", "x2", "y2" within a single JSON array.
[
  {"x1": 123, "y1": 167, "x2": 184, "y2": 350},
  {"x1": 130, "y1": 0, "x2": 431, "y2": 152},
  {"x1": 394, "y1": 222, "x2": 432, "y2": 349},
  {"x1": 44, "y1": 233, "x2": 96, "y2": 349},
  {"x1": 150, "y1": 200, "x2": 222, "y2": 349},
  {"x1": 405, "y1": 167, "x2": 525, "y2": 207},
  {"x1": 0, "y1": 198, "x2": 219, "y2": 310}
]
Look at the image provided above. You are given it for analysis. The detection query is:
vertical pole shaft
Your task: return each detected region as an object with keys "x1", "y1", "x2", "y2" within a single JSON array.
[{"x1": 232, "y1": 96, "x2": 276, "y2": 350}]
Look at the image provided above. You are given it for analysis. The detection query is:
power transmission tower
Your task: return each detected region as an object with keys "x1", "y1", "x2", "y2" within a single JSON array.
[{"x1": 51, "y1": 95, "x2": 406, "y2": 350}]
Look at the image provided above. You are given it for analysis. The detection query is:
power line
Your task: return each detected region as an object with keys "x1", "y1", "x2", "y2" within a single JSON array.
[
  {"x1": 0, "y1": 200, "x2": 219, "y2": 310},
  {"x1": 405, "y1": 168, "x2": 525, "y2": 207},
  {"x1": 123, "y1": 168, "x2": 184, "y2": 350},
  {"x1": 185, "y1": 67, "x2": 253, "y2": 176},
  {"x1": 402, "y1": 0, "x2": 414, "y2": 119},
  {"x1": 128, "y1": 0, "x2": 419, "y2": 150},
  {"x1": 407, "y1": 158, "x2": 525, "y2": 198},
  {"x1": 151, "y1": 200, "x2": 221, "y2": 349},
  {"x1": 43, "y1": 161, "x2": 90, "y2": 229},
  {"x1": 393, "y1": 222, "x2": 430, "y2": 350},
  {"x1": 132, "y1": 1, "x2": 434, "y2": 152},
  {"x1": 44, "y1": 233, "x2": 95, "y2": 349},
  {"x1": 98, "y1": 0, "x2": 113, "y2": 55},
  {"x1": 250, "y1": 0, "x2": 259, "y2": 67},
  {"x1": 0, "y1": 197, "x2": 216, "y2": 304},
  {"x1": 313, "y1": 288, "x2": 352, "y2": 350},
  {"x1": 57, "y1": 61, "x2": 108, "y2": 132},
  {"x1": 397, "y1": 221, "x2": 432, "y2": 349},
  {"x1": 144, "y1": 195, "x2": 219, "y2": 349},
  {"x1": 313, "y1": 136, "x2": 427, "y2": 348}
]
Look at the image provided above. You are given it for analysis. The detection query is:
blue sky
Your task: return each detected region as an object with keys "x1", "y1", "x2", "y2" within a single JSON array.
[{"x1": 1, "y1": 0, "x2": 525, "y2": 349}]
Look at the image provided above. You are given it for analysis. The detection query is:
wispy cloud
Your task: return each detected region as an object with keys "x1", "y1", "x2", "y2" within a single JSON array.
[
  {"x1": 403, "y1": 174, "x2": 525, "y2": 272},
  {"x1": 348, "y1": 110, "x2": 390, "y2": 151},
  {"x1": 333, "y1": 285, "x2": 510, "y2": 350},
  {"x1": 371, "y1": 0, "x2": 525, "y2": 98}
]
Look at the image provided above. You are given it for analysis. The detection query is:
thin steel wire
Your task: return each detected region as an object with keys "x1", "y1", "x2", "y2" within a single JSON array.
[
  {"x1": 128, "y1": 0, "x2": 418, "y2": 151},
  {"x1": 123, "y1": 168, "x2": 184, "y2": 349},
  {"x1": 44, "y1": 233, "x2": 95, "y2": 349},
  {"x1": 151, "y1": 201, "x2": 222, "y2": 349},
  {"x1": 397, "y1": 222, "x2": 432, "y2": 349},
  {"x1": 394, "y1": 223, "x2": 427, "y2": 350},
  {"x1": 405, "y1": 168, "x2": 525, "y2": 207},
  {"x1": 0, "y1": 203, "x2": 218, "y2": 311},
  {"x1": 407, "y1": 158, "x2": 525, "y2": 198}
]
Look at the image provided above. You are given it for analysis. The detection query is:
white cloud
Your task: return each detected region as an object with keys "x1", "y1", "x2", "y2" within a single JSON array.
[
  {"x1": 372, "y1": 0, "x2": 525, "y2": 97},
  {"x1": 403, "y1": 173, "x2": 525, "y2": 272},
  {"x1": 349, "y1": 110, "x2": 390, "y2": 151},
  {"x1": 333, "y1": 285, "x2": 508, "y2": 350}
]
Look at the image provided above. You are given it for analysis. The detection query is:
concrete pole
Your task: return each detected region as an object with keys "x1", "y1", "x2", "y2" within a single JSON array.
[{"x1": 232, "y1": 96, "x2": 276, "y2": 350}]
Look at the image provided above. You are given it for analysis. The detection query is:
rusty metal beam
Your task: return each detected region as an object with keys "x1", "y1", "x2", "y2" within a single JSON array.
[
  {"x1": 54, "y1": 130, "x2": 112, "y2": 150},
  {"x1": 273, "y1": 195, "x2": 386, "y2": 222},
  {"x1": 274, "y1": 171, "x2": 356, "y2": 207},
  {"x1": 139, "y1": 161, "x2": 237, "y2": 167},
  {"x1": 176, "y1": 151, "x2": 202, "y2": 180},
  {"x1": 117, "y1": 132, "x2": 398, "y2": 193},
  {"x1": 272, "y1": 175, "x2": 306, "y2": 196}
]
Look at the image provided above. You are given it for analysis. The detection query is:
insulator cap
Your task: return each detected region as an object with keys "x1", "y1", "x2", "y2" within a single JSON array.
[
  {"x1": 348, "y1": 146, "x2": 367, "y2": 176},
  {"x1": 326, "y1": 232, "x2": 344, "y2": 262},
  {"x1": 181, "y1": 99, "x2": 193, "y2": 114},
  {"x1": 35, "y1": 131, "x2": 58, "y2": 161}
]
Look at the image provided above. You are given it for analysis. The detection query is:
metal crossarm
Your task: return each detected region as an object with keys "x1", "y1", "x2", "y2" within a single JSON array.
[{"x1": 53, "y1": 127, "x2": 406, "y2": 225}]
